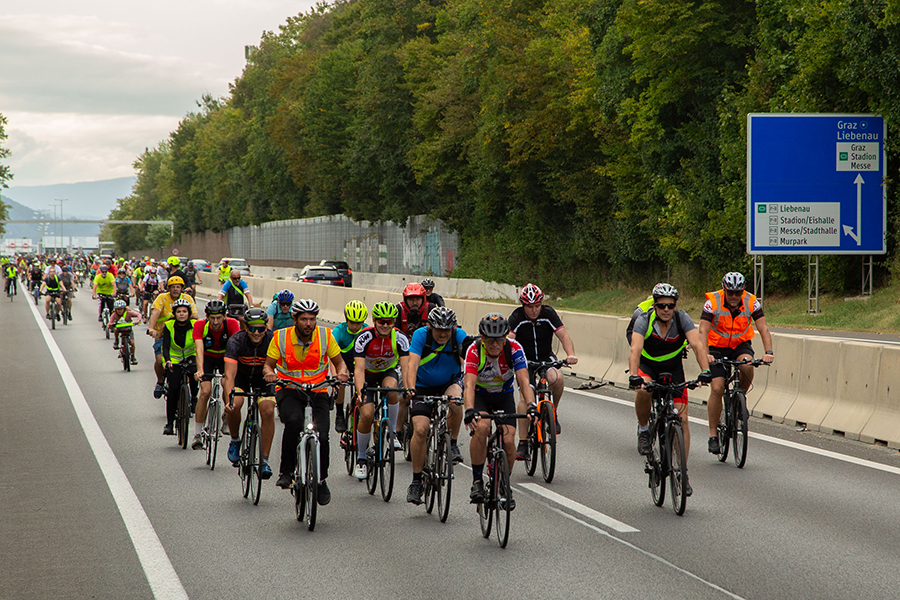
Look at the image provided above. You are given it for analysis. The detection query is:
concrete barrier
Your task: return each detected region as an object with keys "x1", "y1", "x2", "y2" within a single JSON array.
[
  {"x1": 783, "y1": 337, "x2": 843, "y2": 430},
  {"x1": 752, "y1": 334, "x2": 803, "y2": 420},
  {"x1": 860, "y1": 346, "x2": 900, "y2": 448},
  {"x1": 818, "y1": 342, "x2": 881, "y2": 439},
  {"x1": 603, "y1": 318, "x2": 633, "y2": 387}
]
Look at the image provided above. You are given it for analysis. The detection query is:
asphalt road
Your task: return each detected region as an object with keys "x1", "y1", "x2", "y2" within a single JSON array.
[{"x1": 3, "y1": 289, "x2": 900, "y2": 600}]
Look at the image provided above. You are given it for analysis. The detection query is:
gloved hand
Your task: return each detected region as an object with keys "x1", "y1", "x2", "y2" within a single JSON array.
[
  {"x1": 629, "y1": 375, "x2": 645, "y2": 390},
  {"x1": 698, "y1": 370, "x2": 712, "y2": 384},
  {"x1": 464, "y1": 408, "x2": 478, "y2": 425}
]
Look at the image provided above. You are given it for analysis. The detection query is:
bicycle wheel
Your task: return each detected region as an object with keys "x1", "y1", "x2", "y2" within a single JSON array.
[
  {"x1": 179, "y1": 383, "x2": 191, "y2": 449},
  {"x1": 304, "y1": 438, "x2": 318, "y2": 530},
  {"x1": 649, "y1": 420, "x2": 666, "y2": 507},
  {"x1": 206, "y1": 400, "x2": 220, "y2": 470},
  {"x1": 250, "y1": 425, "x2": 262, "y2": 505},
  {"x1": 494, "y1": 449, "x2": 511, "y2": 548},
  {"x1": 401, "y1": 413, "x2": 412, "y2": 462},
  {"x1": 121, "y1": 336, "x2": 131, "y2": 372},
  {"x1": 524, "y1": 422, "x2": 538, "y2": 477},
  {"x1": 478, "y1": 473, "x2": 493, "y2": 539},
  {"x1": 732, "y1": 390, "x2": 749, "y2": 468},
  {"x1": 50, "y1": 302, "x2": 56, "y2": 330},
  {"x1": 294, "y1": 447, "x2": 305, "y2": 522},
  {"x1": 424, "y1": 430, "x2": 436, "y2": 514},
  {"x1": 343, "y1": 404, "x2": 357, "y2": 476},
  {"x1": 62, "y1": 300, "x2": 68, "y2": 326},
  {"x1": 379, "y1": 424, "x2": 395, "y2": 502},
  {"x1": 539, "y1": 402, "x2": 557, "y2": 483},
  {"x1": 365, "y1": 435, "x2": 378, "y2": 495},
  {"x1": 717, "y1": 393, "x2": 731, "y2": 462},
  {"x1": 436, "y1": 432, "x2": 453, "y2": 523},
  {"x1": 667, "y1": 421, "x2": 687, "y2": 516}
]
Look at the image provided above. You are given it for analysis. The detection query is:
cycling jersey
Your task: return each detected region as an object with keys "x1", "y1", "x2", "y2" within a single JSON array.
[
  {"x1": 93, "y1": 272, "x2": 115, "y2": 295},
  {"x1": 507, "y1": 305, "x2": 564, "y2": 362},
  {"x1": 332, "y1": 321, "x2": 370, "y2": 353},
  {"x1": 632, "y1": 310, "x2": 695, "y2": 364},
  {"x1": 353, "y1": 327, "x2": 410, "y2": 374},
  {"x1": 225, "y1": 330, "x2": 273, "y2": 388},
  {"x1": 464, "y1": 339, "x2": 527, "y2": 394},
  {"x1": 114, "y1": 277, "x2": 132, "y2": 296},
  {"x1": 193, "y1": 317, "x2": 240, "y2": 358},
  {"x1": 409, "y1": 326, "x2": 468, "y2": 388},
  {"x1": 265, "y1": 301, "x2": 294, "y2": 331}
]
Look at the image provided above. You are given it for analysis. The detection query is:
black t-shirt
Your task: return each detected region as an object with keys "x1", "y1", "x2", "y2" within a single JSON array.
[
  {"x1": 508, "y1": 305, "x2": 564, "y2": 362},
  {"x1": 225, "y1": 330, "x2": 273, "y2": 386}
]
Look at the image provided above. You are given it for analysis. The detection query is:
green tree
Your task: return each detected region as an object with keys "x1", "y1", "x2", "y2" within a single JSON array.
[{"x1": 0, "y1": 114, "x2": 13, "y2": 235}]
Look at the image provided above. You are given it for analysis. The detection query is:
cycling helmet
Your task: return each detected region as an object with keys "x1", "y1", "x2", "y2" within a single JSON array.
[
  {"x1": 428, "y1": 306, "x2": 457, "y2": 330},
  {"x1": 276, "y1": 289, "x2": 295, "y2": 303},
  {"x1": 722, "y1": 272, "x2": 746, "y2": 292},
  {"x1": 166, "y1": 276, "x2": 185, "y2": 287},
  {"x1": 402, "y1": 282, "x2": 426, "y2": 298},
  {"x1": 99, "y1": 264, "x2": 109, "y2": 271},
  {"x1": 344, "y1": 300, "x2": 369, "y2": 322},
  {"x1": 204, "y1": 299, "x2": 226, "y2": 315},
  {"x1": 167, "y1": 256, "x2": 180, "y2": 266},
  {"x1": 114, "y1": 299, "x2": 126, "y2": 310},
  {"x1": 172, "y1": 298, "x2": 192, "y2": 312},
  {"x1": 291, "y1": 299, "x2": 320, "y2": 316},
  {"x1": 520, "y1": 283, "x2": 544, "y2": 305},
  {"x1": 651, "y1": 283, "x2": 679, "y2": 301},
  {"x1": 371, "y1": 301, "x2": 399, "y2": 320},
  {"x1": 421, "y1": 278, "x2": 435, "y2": 289},
  {"x1": 245, "y1": 307, "x2": 268, "y2": 326},
  {"x1": 478, "y1": 313, "x2": 510, "y2": 338}
]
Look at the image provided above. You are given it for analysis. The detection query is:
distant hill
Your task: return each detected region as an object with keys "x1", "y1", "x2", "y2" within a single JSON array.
[
  {"x1": 3, "y1": 176, "x2": 135, "y2": 219},
  {"x1": 1, "y1": 195, "x2": 103, "y2": 239}
]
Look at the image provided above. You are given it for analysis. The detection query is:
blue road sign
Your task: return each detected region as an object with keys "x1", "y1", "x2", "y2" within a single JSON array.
[{"x1": 747, "y1": 114, "x2": 886, "y2": 255}]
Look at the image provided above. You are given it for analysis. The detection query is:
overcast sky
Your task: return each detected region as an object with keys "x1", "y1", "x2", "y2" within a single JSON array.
[{"x1": 0, "y1": 1, "x2": 319, "y2": 187}]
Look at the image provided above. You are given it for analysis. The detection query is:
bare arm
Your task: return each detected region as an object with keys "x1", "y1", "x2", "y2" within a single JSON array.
[
  {"x1": 554, "y1": 325, "x2": 577, "y2": 364},
  {"x1": 685, "y1": 328, "x2": 710, "y2": 372},
  {"x1": 755, "y1": 316, "x2": 774, "y2": 363}
]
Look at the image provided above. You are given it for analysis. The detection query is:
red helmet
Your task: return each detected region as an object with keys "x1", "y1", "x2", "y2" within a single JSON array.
[
  {"x1": 402, "y1": 282, "x2": 426, "y2": 298},
  {"x1": 520, "y1": 283, "x2": 544, "y2": 305}
]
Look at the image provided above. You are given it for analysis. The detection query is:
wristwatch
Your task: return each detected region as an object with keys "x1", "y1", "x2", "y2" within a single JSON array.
[{"x1": 765, "y1": 350, "x2": 774, "y2": 355}]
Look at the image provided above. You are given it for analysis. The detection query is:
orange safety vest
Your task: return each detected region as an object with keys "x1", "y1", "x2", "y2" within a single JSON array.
[
  {"x1": 706, "y1": 289, "x2": 756, "y2": 349},
  {"x1": 274, "y1": 326, "x2": 329, "y2": 386}
]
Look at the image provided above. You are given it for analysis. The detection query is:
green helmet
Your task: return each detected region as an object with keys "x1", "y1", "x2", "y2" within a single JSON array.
[
  {"x1": 371, "y1": 301, "x2": 399, "y2": 320},
  {"x1": 344, "y1": 300, "x2": 369, "y2": 322}
]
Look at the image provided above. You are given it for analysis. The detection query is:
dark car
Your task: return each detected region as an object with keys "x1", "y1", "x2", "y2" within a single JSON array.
[
  {"x1": 189, "y1": 259, "x2": 212, "y2": 272},
  {"x1": 298, "y1": 266, "x2": 346, "y2": 286},
  {"x1": 319, "y1": 260, "x2": 352, "y2": 288}
]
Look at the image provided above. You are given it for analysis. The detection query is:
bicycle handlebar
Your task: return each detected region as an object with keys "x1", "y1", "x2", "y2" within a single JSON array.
[
  {"x1": 528, "y1": 359, "x2": 570, "y2": 372},
  {"x1": 415, "y1": 395, "x2": 464, "y2": 406},
  {"x1": 275, "y1": 377, "x2": 348, "y2": 393},
  {"x1": 713, "y1": 358, "x2": 768, "y2": 368},
  {"x1": 642, "y1": 378, "x2": 701, "y2": 394}
]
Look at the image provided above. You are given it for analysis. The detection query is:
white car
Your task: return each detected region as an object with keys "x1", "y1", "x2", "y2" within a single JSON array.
[{"x1": 219, "y1": 258, "x2": 251, "y2": 277}]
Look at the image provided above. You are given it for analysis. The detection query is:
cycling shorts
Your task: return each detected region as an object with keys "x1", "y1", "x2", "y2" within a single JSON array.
[
  {"x1": 638, "y1": 361, "x2": 688, "y2": 405},
  {"x1": 410, "y1": 382, "x2": 460, "y2": 418},
  {"x1": 360, "y1": 369, "x2": 401, "y2": 405},
  {"x1": 200, "y1": 357, "x2": 226, "y2": 382},
  {"x1": 473, "y1": 391, "x2": 517, "y2": 427},
  {"x1": 709, "y1": 341, "x2": 754, "y2": 380}
]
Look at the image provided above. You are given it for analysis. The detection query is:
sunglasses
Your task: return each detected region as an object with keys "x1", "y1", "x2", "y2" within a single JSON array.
[
  {"x1": 247, "y1": 325, "x2": 267, "y2": 333},
  {"x1": 655, "y1": 302, "x2": 676, "y2": 310},
  {"x1": 375, "y1": 319, "x2": 395, "y2": 326},
  {"x1": 483, "y1": 337, "x2": 506, "y2": 346}
]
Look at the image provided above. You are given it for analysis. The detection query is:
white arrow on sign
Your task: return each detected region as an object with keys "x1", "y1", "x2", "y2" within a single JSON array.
[{"x1": 842, "y1": 174, "x2": 864, "y2": 245}]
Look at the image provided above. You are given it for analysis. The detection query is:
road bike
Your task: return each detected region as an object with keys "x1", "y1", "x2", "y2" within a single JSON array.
[
  {"x1": 115, "y1": 321, "x2": 136, "y2": 372},
  {"x1": 642, "y1": 375, "x2": 699, "y2": 516},
  {"x1": 400, "y1": 405, "x2": 413, "y2": 463},
  {"x1": 417, "y1": 395, "x2": 463, "y2": 523},
  {"x1": 340, "y1": 376, "x2": 359, "y2": 476},
  {"x1": 362, "y1": 385, "x2": 405, "y2": 502},
  {"x1": 201, "y1": 370, "x2": 224, "y2": 470},
  {"x1": 524, "y1": 359, "x2": 568, "y2": 483},
  {"x1": 713, "y1": 358, "x2": 767, "y2": 468},
  {"x1": 231, "y1": 385, "x2": 275, "y2": 505},
  {"x1": 6, "y1": 276, "x2": 16, "y2": 301},
  {"x1": 98, "y1": 294, "x2": 114, "y2": 339},
  {"x1": 472, "y1": 410, "x2": 528, "y2": 548},
  {"x1": 31, "y1": 280, "x2": 41, "y2": 305},
  {"x1": 169, "y1": 357, "x2": 197, "y2": 450},
  {"x1": 277, "y1": 377, "x2": 345, "y2": 531}
]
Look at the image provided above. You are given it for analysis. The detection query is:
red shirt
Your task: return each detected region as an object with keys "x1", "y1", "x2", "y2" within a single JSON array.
[{"x1": 192, "y1": 318, "x2": 241, "y2": 357}]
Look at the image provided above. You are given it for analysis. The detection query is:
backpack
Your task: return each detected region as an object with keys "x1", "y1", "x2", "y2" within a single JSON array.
[
  {"x1": 459, "y1": 335, "x2": 514, "y2": 368},
  {"x1": 421, "y1": 328, "x2": 461, "y2": 366},
  {"x1": 625, "y1": 296, "x2": 655, "y2": 345}
]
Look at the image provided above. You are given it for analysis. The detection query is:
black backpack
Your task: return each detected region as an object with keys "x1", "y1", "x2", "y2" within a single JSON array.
[{"x1": 421, "y1": 329, "x2": 461, "y2": 366}]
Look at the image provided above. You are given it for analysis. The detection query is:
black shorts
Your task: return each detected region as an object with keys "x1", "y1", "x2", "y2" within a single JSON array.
[
  {"x1": 473, "y1": 391, "x2": 517, "y2": 427},
  {"x1": 410, "y1": 382, "x2": 459, "y2": 418},
  {"x1": 637, "y1": 361, "x2": 688, "y2": 405},
  {"x1": 200, "y1": 356, "x2": 226, "y2": 381},
  {"x1": 709, "y1": 341, "x2": 755, "y2": 380},
  {"x1": 527, "y1": 353, "x2": 558, "y2": 387},
  {"x1": 360, "y1": 369, "x2": 401, "y2": 405}
]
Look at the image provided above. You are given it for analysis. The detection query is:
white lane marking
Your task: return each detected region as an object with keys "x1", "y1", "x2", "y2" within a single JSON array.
[
  {"x1": 28, "y1": 299, "x2": 189, "y2": 600},
  {"x1": 566, "y1": 387, "x2": 900, "y2": 476},
  {"x1": 519, "y1": 483, "x2": 639, "y2": 532}
]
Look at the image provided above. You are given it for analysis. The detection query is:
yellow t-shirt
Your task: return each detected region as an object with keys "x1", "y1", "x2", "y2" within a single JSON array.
[
  {"x1": 151, "y1": 292, "x2": 198, "y2": 333},
  {"x1": 93, "y1": 272, "x2": 116, "y2": 295}
]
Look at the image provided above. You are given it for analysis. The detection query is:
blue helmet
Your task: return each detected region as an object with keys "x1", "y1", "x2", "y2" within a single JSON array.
[{"x1": 276, "y1": 289, "x2": 295, "y2": 303}]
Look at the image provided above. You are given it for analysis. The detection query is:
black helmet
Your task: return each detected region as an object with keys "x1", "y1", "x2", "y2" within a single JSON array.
[
  {"x1": 205, "y1": 299, "x2": 226, "y2": 315},
  {"x1": 428, "y1": 306, "x2": 456, "y2": 329},
  {"x1": 478, "y1": 313, "x2": 509, "y2": 338}
]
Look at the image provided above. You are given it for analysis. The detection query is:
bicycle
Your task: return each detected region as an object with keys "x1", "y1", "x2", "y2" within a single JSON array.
[
  {"x1": 712, "y1": 358, "x2": 767, "y2": 468},
  {"x1": 641, "y1": 375, "x2": 699, "y2": 516},
  {"x1": 98, "y1": 294, "x2": 114, "y2": 339},
  {"x1": 362, "y1": 386, "x2": 405, "y2": 502},
  {"x1": 400, "y1": 407, "x2": 413, "y2": 463},
  {"x1": 6, "y1": 276, "x2": 16, "y2": 301},
  {"x1": 201, "y1": 370, "x2": 224, "y2": 470},
  {"x1": 471, "y1": 410, "x2": 529, "y2": 548},
  {"x1": 524, "y1": 359, "x2": 568, "y2": 483},
  {"x1": 46, "y1": 291, "x2": 64, "y2": 330},
  {"x1": 231, "y1": 385, "x2": 276, "y2": 505},
  {"x1": 31, "y1": 280, "x2": 41, "y2": 306},
  {"x1": 168, "y1": 357, "x2": 197, "y2": 450},
  {"x1": 417, "y1": 395, "x2": 463, "y2": 523},
  {"x1": 116, "y1": 321, "x2": 136, "y2": 372},
  {"x1": 340, "y1": 376, "x2": 359, "y2": 476},
  {"x1": 277, "y1": 377, "x2": 345, "y2": 531}
]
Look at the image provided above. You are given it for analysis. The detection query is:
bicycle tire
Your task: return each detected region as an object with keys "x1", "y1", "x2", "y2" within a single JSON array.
[
  {"x1": 478, "y1": 483, "x2": 493, "y2": 539},
  {"x1": 379, "y1": 424, "x2": 395, "y2": 502},
  {"x1": 179, "y1": 383, "x2": 191, "y2": 449},
  {"x1": 250, "y1": 425, "x2": 262, "y2": 505},
  {"x1": 121, "y1": 336, "x2": 131, "y2": 372},
  {"x1": 539, "y1": 402, "x2": 557, "y2": 483},
  {"x1": 365, "y1": 433, "x2": 378, "y2": 495},
  {"x1": 649, "y1": 419, "x2": 665, "y2": 507},
  {"x1": 436, "y1": 432, "x2": 453, "y2": 523},
  {"x1": 524, "y1": 422, "x2": 538, "y2": 477},
  {"x1": 343, "y1": 404, "x2": 357, "y2": 476},
  {"x1": 61, "y1": 299, "x2": 68, "y2": 325},
  {"x1": 424, "y1": 430, "x2": 436, "y2": 514},
  {"x1": 50, "y1": 302, "x2": 56, "y2": 330},
  {"x1": 668, "y1": 421, "x2": 687, "y2": 516},
  {"x1": 304, "y1": 438, "x2": 318, "y2": 530},
  {"x1": 401, "y1": 413, "x2": 412, "y2": 462},
  {"x1": 240, "y1": 422, "x2": 252, "y2": 498},
  {"x1": 494, "y1": 449, "x2": 511, "y2": 548},
  {"x1": 294, "y1": 447, "x2": 305, "y2": 522},
  {"x1": 207, "y1": 400, "x2": 220, "y2": 470},
  {"x1": 733, "y1": 390, "x2": 749, "y2": 468},
  {"x1": 717, "y1": 392, "x2": 730, "y2": 462},
  {"x1": 104, "y1": 314, "x2": 110, "y2": 338}
]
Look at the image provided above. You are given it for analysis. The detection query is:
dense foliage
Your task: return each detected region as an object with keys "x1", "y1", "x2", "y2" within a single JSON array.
[
  {"x1": 0, "y1": 114, "x2": 12, "y2": 234},
  {"x1": 111, "y1": 0, "x2": 900, "y2": 294}
]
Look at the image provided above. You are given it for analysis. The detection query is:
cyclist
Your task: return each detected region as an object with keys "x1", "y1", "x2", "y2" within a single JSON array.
[
  {"x1": 218, "y1": 270, "x2": 254, "y2": 313},
  {"x1": 190, "y1": 299, "x2": 241, "y2": 450},
  {"x1": 165, "y1": 257, "x2": 187, "y2": 290},
  {"x1": 223, "y1": 308, "x2": 274, "y2": 473},
  {"x1": 217, "y1": 259, "x2": 231, "y2": 284},
  {"x1": 508, "y1": 283, "x2": 578, "y2": 456},
  {"x1": 59, "y1": 266, "x2": 75, "y2": 319},
  {"x1": 161, "y1": 298, "x2": 198, "y2": 436},
  {"x1": 266, "y1": 289, "x2": 295, "y2": 331},
  {"x1": 4, "y1": 261, "x2": 17, "y2": 296},
  {"x1": 421, "y1": 278, "x2": 445, "y2": 307},
  {"x1": 628, "y1": 283, "x2": 711, "y2": 497},
  {"x1": 264, "y1": 300, "x2": 349, "y2": 503},
  {"x1": 183, "y1": 261, "x2": 200, "y2": 296},
  {"x1": 140, "y1": 264, "x2": 160, "y2": 317},
  {"x1": 113, "y1": 269, "x2": 133, "y2": 306},
  {"x1": 396, "y1": 282, "x2": 430, "y2": 337},
  {"x1": 700, "y1": 272, "x2": 774, "y2": 455},
  {"x1": 463, "y1": 313, "x2": 535, "y2": 507},
  {"x1": 351, "y1": 301, "x2": 411, "y2": 480},
  {"x1": 148, "y1": 276, "x2": 198, "y2": 399},
  {"x1": 92, "y1": 264, "x2": 116, "y2": 323},
  {"x1": 403, "y1": 306, "x2": 468, "y2": 504},
  {"x1": 28, "y1": 262, "x2": 43, "y2": 294},
  {"x1": 108, "y1": 299, "x2": 141, "y2": 365},
  {"x1": 331, "y1": 299, "x2": 369, "y2": 432},
  {"x1": 42, "y1": 267, "x2": 68, "y2": 320}
]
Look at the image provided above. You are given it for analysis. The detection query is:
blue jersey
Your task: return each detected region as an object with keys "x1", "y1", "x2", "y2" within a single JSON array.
[
  {"x1": 333, "y1": 321, "x2": 370, "y2": 354},
  {"x1": 265, "y1": 301, "x2": 294, "y2": 331},
  {"x1": 409, "y1": 326, "x2": 469, "y2": 388}
]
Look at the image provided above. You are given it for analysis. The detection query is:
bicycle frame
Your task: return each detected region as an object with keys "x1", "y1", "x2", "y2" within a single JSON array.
[{"x1": 364, "y1": 386, "x2": 405, "y2": 501}]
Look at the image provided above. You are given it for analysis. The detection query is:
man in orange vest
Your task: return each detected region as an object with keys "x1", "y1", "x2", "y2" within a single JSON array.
[
  {"x1": 264, "y1": 299, "x2": 348, "y2": 504},
  {"x1": 699, "y1": 272, "x2": 774, "y2": 455}
]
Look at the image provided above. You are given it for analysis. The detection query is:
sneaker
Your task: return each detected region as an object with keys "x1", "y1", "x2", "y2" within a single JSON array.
[
  {"x1": 162, "y1": 423, "x2": 174, "y2": 436},
  {"x1": 191, "y1": 433, "x2": 203, "y2": 450},
  {"x1": 131, "y1": 356, "x2": 138, "y2": 365},
  {"x1": 317, "y1": 480, "x2": 331, "y2": 505},
  {"x1": 227, "y1": 440, "x2": 241, "y2": 465},
  {"x1": 276, "y1": 472, "x2": 293, "y2": 489},
  {"x1": 113, "y1": 340, "x2": 119, "y2": 350},
  {"x1": 469, "y1": 480, "x2": 485, "y2": 504},
  {"x1": 153, "y1": 383, "x2": 165, "y2": 399},
  {"x1": 555, "y1": 417, "x2": 561, "y2": 435},
  {"x1": 450, "y1": 443, "x2": 463, "y2": 465},
  {"x1": 637, "y1": 430, "x2": 652, "y2": 456},
  {"x1": 393, "y1": 436, "x2": 403, "y2": 451},
  {"x1": 334, "y1": 410, "x2": 347, "y2": 433},
  {"x1": 260, "y1": 462, "x2": 273, "y2": 480},
  {"x1": 354, "y1": 460, "x2": 368, "y2": 480},
  {"x1": 683, "y1": 473, "x2": 692, "y2": 497},
  {"x1": 407, "y1": 481, "x2": 424, "y2": 505},
  {"x1": 708, "y1": 436, "x2": 720, "y2": 455},
  {"x1": 515, "y1": 440, "x2": 529, "y2": 461}
]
